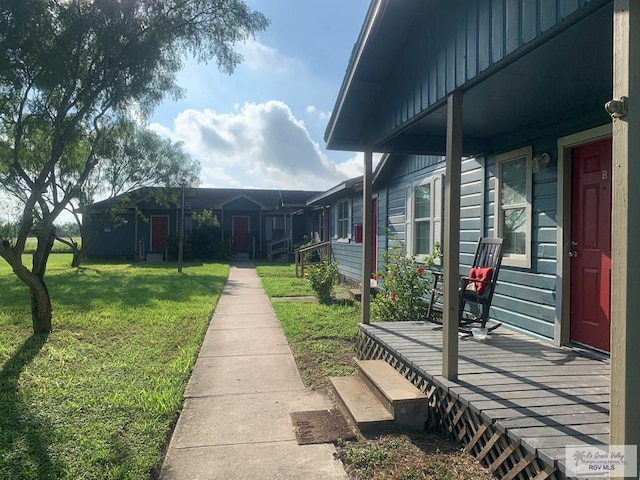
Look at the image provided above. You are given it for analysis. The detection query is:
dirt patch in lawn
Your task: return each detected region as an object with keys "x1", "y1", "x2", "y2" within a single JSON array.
[
  {"x1": 292, "y1": 338, "x2": 358, "y2": 391},
  {"x1": 337, "y1": 431, "x2": 494, "y2": 480}
]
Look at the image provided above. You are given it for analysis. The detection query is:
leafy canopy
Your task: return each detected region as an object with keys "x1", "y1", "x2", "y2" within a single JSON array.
[
  {"x1": 0, "y1": 0, "x2": 268, "y2": 232},
  {"x1": 0, "y1": 0, "x2": 268, "y2": 332}
]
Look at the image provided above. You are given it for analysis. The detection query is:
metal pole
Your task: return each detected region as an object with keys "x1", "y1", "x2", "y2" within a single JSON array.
[
  {"x1": 361, "y1": 150, "x2": 373, "y2": 325},
  {"x1": 178, "y1": 181, "x2": 185, "y2": 273}
]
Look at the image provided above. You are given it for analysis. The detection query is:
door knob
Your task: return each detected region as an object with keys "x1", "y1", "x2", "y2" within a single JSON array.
[{"x1": 568, "y1": 251, "x2": 579, "y2": 258}]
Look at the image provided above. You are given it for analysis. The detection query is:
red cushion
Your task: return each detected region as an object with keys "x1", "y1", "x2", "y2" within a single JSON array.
[{"x1": 468, "y1": 267, "x2": 493, "y2": 295}]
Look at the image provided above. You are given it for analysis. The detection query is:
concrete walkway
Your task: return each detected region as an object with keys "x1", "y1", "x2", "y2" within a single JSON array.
[{"x1": 160, "y1": 261, "x2": 348, "y2": 480}]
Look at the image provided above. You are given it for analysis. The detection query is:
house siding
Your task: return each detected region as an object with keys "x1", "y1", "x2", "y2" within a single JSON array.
[
  {"x1": 482, "y1": 137, "x2": 559, "y2": 338},
  {"x1": 374, "y1": 144, "x2": 560, "y2": 340},
  {"x1": 329, "y1": 190, "x2": 363, "y2": 283},
  {"x1": 379, "y1": 154, "x2": 445, "y2": 248},
  {"x1": 369, "y1": 0, "x2": 602, "y2": 144},
  {"x1": 333, "y1": 242, "x2": 363, "y2": 282},
  {"x1": 88, "y1": 208, "x2": 175, "y2": 259}
]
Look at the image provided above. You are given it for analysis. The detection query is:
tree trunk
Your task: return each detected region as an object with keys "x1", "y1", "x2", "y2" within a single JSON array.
[
  {"x1": 1, "y1": 240, "x2": 54, "y2": 334},
  {"x1": 70, "y1": 247, "x2": 82, "y2": 268},
  {"x1": 29, "y1": 227, "x2": 56, "y2": 334},
  {"x1": 29, "y1": 277, "x2": 53, "y2": 334}
]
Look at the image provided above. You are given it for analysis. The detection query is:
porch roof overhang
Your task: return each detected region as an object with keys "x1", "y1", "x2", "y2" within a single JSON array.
[
  {"x1": 306, "y1": 176, "x2": 363, "y2": 207},
  {"x1": 325, "y1": 0, "x2": 614, "y2": 156}
]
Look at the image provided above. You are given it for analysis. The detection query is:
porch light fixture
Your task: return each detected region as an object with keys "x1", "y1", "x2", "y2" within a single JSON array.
[
  {"x1": 604, "y1": 96, "x2": 628, "y2": 119},
  {"x1": 532, "y1": 153, "x2": 550, "y2": 172}
]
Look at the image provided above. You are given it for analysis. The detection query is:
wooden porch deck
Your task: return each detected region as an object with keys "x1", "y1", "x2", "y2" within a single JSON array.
[{"x1": 356, "y1": 322, "x2": 610, "y2": 480}]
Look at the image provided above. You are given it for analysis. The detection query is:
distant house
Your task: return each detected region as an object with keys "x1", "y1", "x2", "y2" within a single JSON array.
[
  {"x1": 323, "y1": 0, "x2": 639, "y2": 446},
  {"x1": 87, "y1": 187, "x2": 321, "y2": 260},
  {"x1": 310, "y1": 159, "x2": 446, "y2": 287},
  {"x1": 307, "y1": 176, "x2": 365, "y2": 283}
]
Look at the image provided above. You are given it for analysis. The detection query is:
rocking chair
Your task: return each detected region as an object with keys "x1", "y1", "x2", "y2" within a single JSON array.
[{"x1": 426, "y1": 237, "x2": 504, "y2": 333}]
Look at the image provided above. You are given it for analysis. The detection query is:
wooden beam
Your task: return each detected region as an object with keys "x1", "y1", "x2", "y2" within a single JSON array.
[
  {"x1": 443, "y1": 91, "x2": 463, "y2": 380},
  {"x1": 361, "y1": 150, "x2": 373, "y2": 325},
  {"x1": 322, "y1": 207, "x2": 329, "y2": 242},
  {"x1": 610, "y1": 0, "x2": 640, "y2": 453}
]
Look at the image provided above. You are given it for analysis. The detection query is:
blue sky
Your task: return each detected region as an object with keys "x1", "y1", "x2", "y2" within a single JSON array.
[{"x1": 148, "y1": 0, "x2": 373, "y2": 192}]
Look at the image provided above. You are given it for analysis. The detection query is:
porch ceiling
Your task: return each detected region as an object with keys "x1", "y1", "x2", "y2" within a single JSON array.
[{"x1": 328, "y1": 2, "x2": 613, "y2": 156}]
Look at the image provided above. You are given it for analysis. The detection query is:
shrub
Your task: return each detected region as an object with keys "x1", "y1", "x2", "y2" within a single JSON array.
[
  {"x1": 371, "y1": 238, "x2": 437, "y2": 322},
  {"x1": 167, "y1": 209, "x2": 233, "y2": 260},
  {"x1": 306, "y1": 256, "x2": 339, "y2": 304}
]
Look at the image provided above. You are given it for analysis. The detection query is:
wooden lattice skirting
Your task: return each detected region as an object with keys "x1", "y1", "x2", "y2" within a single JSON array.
[{"x1": 355, "y1": 328, "x2": 566, "y2": 480}]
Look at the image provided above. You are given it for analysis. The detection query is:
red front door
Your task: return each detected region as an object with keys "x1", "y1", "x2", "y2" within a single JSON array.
[
  {"x1": 151, "y1": 216, "x2": 169, "y2": 252},
  {"x1": 570, "y1": 138, "x2": 612, "y2": 352},
  {"x1": 233, "y1": 216, "x2": 249, "y2": 252}
]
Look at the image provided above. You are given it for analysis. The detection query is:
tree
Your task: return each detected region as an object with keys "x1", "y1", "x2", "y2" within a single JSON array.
[
  {"x1": 0, "y1": 0, "x2": 268, "y2": 333},
  {"x1": 56, "y1": 119, "x2": 200, "y2": 268}
]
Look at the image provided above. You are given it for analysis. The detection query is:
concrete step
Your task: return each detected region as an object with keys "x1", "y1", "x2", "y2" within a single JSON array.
[
  {"x1": 329, "y1": 376, "x2": 394, "y2": 432},
  {"x1": 355, "y1": 358, "x2": 429, "y2": 431},
  {"x1": 146, "y1": 253, "x2": 164, "y2": 262}
]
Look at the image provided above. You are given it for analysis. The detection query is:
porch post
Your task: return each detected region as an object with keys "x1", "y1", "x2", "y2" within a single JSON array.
[
  {"x1": 610, "y1": 0, "x2": 640, "y2": 450},
  {"x1": 443, "y1": 91, "x2": 463, "y2": 380},
  {"x1": 322, "y1": 207, "x2": 329, "y2": 242},
  {"x1": 361, "y1": 150, "x2": 373, "y2": 325}
]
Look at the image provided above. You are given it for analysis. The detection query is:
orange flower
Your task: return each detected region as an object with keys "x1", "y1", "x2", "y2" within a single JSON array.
[{"x1": 417, "y1": 267, "x2": 425, "y2": 274}]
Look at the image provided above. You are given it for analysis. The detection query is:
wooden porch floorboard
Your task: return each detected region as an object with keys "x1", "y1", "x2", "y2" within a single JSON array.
[{"x1": 357, "y1": 321, "x2": 610, "y2": 479}]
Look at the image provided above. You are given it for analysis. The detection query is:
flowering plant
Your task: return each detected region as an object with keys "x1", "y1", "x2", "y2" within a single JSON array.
[{"x1": 371, "y1": 236, "x2": 437, "y2": 322}]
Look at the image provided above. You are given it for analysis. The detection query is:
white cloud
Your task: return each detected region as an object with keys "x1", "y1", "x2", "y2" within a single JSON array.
[
  {"x1": 149, "y1": 101, "x2": 354, "y2": 191},
  {"x1": 335, "y1": 152, "x2": 384, "y2": 179},
  {"x1": 306, "y1": 105, "x2": 331, "y2": 121},
  {"x1": 237, "y1": 39, "x2": 302, "y2": 75}
]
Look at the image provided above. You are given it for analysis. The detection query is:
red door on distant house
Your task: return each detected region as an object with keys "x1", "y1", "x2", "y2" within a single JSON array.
[
  {"x1": 151, "y1": 216, "x2": 169, "y2": 252},
  {"x1": 570, "y1": 138, "x2": 612, "y2": 352},
  {"x1": 233, "y1": 216, "x2": 249, "y2": 252}
]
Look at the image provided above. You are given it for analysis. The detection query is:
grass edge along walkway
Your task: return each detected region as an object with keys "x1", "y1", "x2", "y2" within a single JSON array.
[{"x1": 256, "y1": 262, "x2": 495, "y2": 480}]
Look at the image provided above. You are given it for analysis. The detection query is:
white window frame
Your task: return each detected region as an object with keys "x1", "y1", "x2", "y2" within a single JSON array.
[
  {"x1": 494, "y1": 146, "x2": 533, "y2": 268},
  {"x1": 335, "y1": 198, "x2": 351, "y2": 242},
  {"x1": 406, "y1": 174, "x2": 443, "y2": 263}
]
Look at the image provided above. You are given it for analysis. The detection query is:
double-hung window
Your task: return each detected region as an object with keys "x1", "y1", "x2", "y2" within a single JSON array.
[
  {"x1": 406, "y1": 174, "x2": 443, "y2": 262},
  {"x1": 336, "y1": 198, "x2": 350, "y2": 241},
  {"x1": 495, "y1": 146, "x2": 532, "y2": 268},
  {"x1": 414, "y1": 184, "x2": 431, "y2": 257}
]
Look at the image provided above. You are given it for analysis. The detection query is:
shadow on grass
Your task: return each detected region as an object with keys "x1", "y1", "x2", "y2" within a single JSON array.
[
  {"x1": 0, "y1": 334, "x2": 62, "y2": 479},
  {"x1": 40, "y1": 271, "x2": 227, "y2": 311},
  {"x1": 314, "y1": 298, "x2": 357, "y2": 307}
]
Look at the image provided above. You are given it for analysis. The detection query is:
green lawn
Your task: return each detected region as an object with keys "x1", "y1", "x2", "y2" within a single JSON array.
[
  {"x1": 22, "y1": 237, "x2": 80, "y2": 254},
  {"x1": 0, "y1": 255, "x2": 228, "y2": 480},
  {"x1": 256, "y1": 263, "x2": 360, "y2": 389},
  {"x1": 255, "y1": 261, "x2": 350, "y2": 298},
  {"x1": 255, "y1": 262, "x2": 316, "y2": 297}
]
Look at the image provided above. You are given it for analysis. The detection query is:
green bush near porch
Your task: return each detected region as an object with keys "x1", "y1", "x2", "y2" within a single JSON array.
[
  {"x1": 372, "y1": 239, "x2": 437, "y2": 322},
  {"x1": 0, "y1": 255, "x2": 228, "y2": 480}
]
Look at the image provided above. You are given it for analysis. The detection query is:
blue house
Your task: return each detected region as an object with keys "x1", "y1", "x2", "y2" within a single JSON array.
[
  {"x1": 324, "y1": 0, "x2": 639, "y2": 448},
  {"x1": 87, "y1": 187, "x2": 320, "y2": 260}
]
